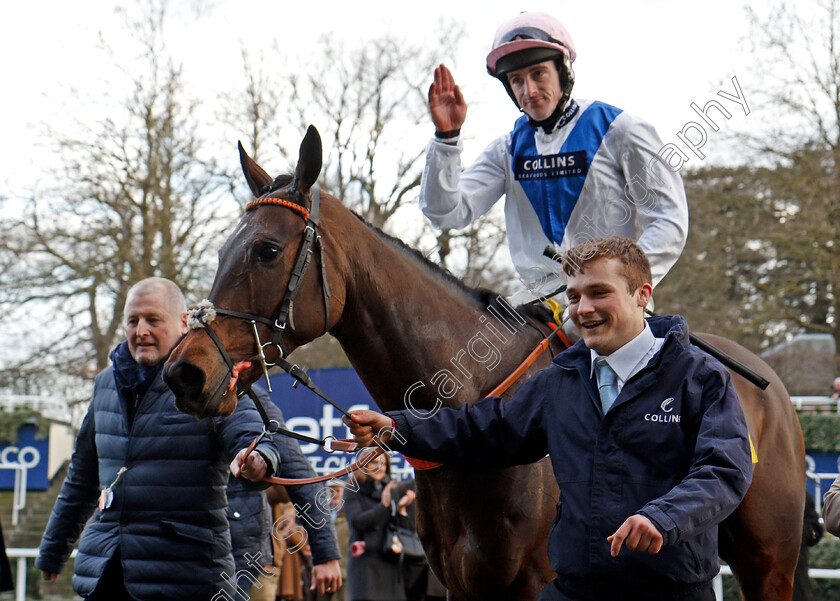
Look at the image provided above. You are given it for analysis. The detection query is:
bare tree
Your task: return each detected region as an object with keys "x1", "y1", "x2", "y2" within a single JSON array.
[
  {"x1": 431, "y1": 211, "x2": 513, "y2": 294},
  {"x1": 742, "y1": 0, "x2": 840, "y2": 156},
  {"x1": 282, "y1": 34, "x2": 439, "y2": 229},
  {"x1": 0, "y1": 1, "x2": 234, "y2": 395},
  {"x1": 233, "y1": 28, "x2": 514, "y2": 277},
  {"x1": 735, "y1": 0, "x2": 838, "y2": 349},
  {"x1": 658, "y1": 0, "x2": 839, "y2": 352}
]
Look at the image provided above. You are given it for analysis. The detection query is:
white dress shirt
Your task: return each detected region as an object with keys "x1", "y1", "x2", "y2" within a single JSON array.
[{"x1": 590, "y1": 322, "x2": 664, "y2": 393}]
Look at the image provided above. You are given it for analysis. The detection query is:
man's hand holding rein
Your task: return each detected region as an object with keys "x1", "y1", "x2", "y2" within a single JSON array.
[
  {"x1": 343, "y1": 410, "x2": 395, "y2": 448},
  {"x1": 230, "y1": 447, "x2": 269, "y2": 482}
]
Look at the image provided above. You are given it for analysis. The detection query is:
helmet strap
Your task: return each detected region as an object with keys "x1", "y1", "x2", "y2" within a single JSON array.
[{"x1": 529, "y1": 97, "x2": 573, "y2": 133}]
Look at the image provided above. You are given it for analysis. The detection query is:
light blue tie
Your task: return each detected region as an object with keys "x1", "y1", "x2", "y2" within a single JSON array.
[{"x1": 595, "y1": 357, "x2": 619, "y2": 414}]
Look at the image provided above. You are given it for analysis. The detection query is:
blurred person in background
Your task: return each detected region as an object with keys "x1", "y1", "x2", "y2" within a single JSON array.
[
  {"x1": 315, "y1": 480, "x2": 350, "y2": 601},
  {"x1": 393, "y1": 479, "x2": 446, "y2": 601},
  {"x1": 344, "y1": 450, "x2": 415, "y2": 601}
]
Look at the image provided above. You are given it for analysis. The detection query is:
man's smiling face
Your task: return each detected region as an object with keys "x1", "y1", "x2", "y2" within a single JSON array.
[{"x1": 566, "y1": 257, "x2": 651, "y2": 356}]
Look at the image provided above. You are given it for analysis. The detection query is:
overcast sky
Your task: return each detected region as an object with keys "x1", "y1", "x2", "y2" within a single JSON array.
[
  {"x1": 0, "y1": 0, "x2": 770, "y2": 200},
  {"x1": 0, "y1": 0, "x2": 806, "y2": 378}
]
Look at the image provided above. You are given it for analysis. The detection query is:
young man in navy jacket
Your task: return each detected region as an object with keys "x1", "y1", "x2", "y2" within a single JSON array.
[{"x1": 344, "y1": 237, "x2": 753, "y2": 601}]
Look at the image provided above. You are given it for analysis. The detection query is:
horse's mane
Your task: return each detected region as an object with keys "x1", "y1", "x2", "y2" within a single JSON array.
[
  {"x1": 351, "y1": 212, "x2": 484, "y2": 297},
  {"x1": 257, "y1": 177, "x2": 553, "y2": 324},
  {"x1": 351, "y1": 213, "x2": 555, "y2": 325}
]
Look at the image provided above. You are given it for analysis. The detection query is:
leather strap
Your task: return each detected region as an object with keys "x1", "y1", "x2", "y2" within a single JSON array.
[
  {"x1": 485, "y1": 323, "x2": 561, "y2": 397},
  {"x1": 405, "y1": 322, "x2": 564, "y2": 472},
  {"x1": 241, "y1": 433, "x2": 379, "y2": 486}
]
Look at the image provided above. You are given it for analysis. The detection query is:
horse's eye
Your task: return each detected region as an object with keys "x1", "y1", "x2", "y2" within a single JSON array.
[{"x1": 253, "y1": 242, "x2": 280, "y2": 263}]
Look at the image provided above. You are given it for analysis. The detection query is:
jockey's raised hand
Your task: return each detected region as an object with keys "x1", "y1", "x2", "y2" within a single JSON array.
[
  {"x1": 343, "y1": 410, "x2": 394, "y2": 447},
  {"x1": 428, "y1": 64, "x2": 467, "y2": 133}
]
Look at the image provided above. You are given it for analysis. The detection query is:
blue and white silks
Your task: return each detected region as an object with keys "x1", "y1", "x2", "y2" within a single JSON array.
[
  {"x1": 510, "y1": 101, "x2": 622, "y2": 247},
  {"x1": 419, "y1": 98, "x2": 689, "y2": 297}
]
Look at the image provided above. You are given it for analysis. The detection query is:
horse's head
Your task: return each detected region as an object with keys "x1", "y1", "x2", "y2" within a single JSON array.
[{"x1": 164, "y1": 126, "x2": 345, "y2": 418}]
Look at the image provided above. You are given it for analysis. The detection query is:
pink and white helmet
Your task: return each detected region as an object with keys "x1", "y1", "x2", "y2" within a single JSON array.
[
  {"x1": 486, "y1": 12, "x2": 577, "y2": 109},
  {"x1": 486, "y1": 12, "x2": 576, "y2": 77}
]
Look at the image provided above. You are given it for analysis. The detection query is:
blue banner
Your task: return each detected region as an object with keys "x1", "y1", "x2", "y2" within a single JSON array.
[
  {"x1": 806, "y1": 450, "x2": 840, "y2": 502},
  {"x1": 268, "y1": 368, "x2": 414, "y2": 480},
  {"x1": 0, "y1": 424, "x2": 50, "y2": 491}
]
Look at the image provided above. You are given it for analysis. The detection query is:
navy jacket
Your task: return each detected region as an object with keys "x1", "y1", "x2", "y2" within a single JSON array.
[
  {"x1": 227, "y1": 390, "x2": 340, "y2": 576},
  {"x1": 36, "y1": 366, "x2": 281, "y2": 601},
  {"x1": 388, "y1": 315, "x2": 753, "y2": 592}
]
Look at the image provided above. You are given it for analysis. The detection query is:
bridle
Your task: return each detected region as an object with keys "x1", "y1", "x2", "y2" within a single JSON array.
[
  {"x1": 186, "y1": 184, "x2": 379, "y2": 484},
  {"x1": 190, "y1": 184, "x2": 332, "y2": 395},
  {"x1": 207, "y1": 185, "x2": 332, "y2": 392}
]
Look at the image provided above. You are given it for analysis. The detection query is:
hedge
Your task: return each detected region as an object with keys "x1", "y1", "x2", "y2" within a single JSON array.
[
  {"x1": 799, "y1": 413, "x2": 840, "y2": 452},
  {"x1": 0, "y1": 408, "x2": 50, "y2": 444}
]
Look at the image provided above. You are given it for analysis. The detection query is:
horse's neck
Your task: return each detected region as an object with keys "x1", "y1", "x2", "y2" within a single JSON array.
[{"x1": 329, "y1": 218, "x2": 542, "y2": 413}]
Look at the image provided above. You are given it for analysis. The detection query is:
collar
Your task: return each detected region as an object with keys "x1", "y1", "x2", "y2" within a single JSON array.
[
  {"x1": 529, "y1": 99, "x2": 579, "y2": 133},
  {"x1": 110, "y1": 341, "x2": 167, "y2": 397},
  {"x1": 554, "y1": 314, "x2": 689, "y2": 372},
  {"x1": 589, "y1": 322, "x2": 656, "y2": 382}
]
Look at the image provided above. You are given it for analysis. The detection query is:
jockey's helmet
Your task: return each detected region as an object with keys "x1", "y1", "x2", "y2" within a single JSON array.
[{"x1": 486, "y1": 12, "x2": 576, "y2": 110}]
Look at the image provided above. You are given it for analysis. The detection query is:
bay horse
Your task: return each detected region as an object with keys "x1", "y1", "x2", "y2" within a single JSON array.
[{"x1": 163, "y1": 127, "x2": 805, "y2": 601}]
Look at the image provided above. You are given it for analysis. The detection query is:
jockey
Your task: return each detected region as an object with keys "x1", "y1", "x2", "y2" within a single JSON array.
[{"x1": 420, "y1": 11, "x2": 688, "y2": 321}]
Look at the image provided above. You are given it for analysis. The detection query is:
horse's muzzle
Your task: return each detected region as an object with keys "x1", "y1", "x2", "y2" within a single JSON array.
[{"x1": 163, "y1": 360, "x2": 211, "y2": 417}]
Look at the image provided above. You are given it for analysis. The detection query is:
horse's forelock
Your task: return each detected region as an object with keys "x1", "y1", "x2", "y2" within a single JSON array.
[{"x1": 261, "y1": 174, "x2": 295, "y2": 198}]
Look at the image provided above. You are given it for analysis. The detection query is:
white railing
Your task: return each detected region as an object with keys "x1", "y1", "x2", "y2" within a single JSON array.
[
  {"x1": 714, "y1": 565, "x2": 840, "y2": 600},
  {"x1": 7, "y1": 547, "x2": 840, "y2": 601},
  {"x1": 7, "y1": 548, "x2": 76, "y2": 601},
  {"x1": 0, "y1": 463, "x2": 29, "y2": 526},
  {"x1": 809, "y1": 470, "x2": 838, "y2": 514},
  {"x1": 0, "y1": 395, "x2": 72, "y2": 424},
  {"x1": 791, "y1": 395, "x2": 840, "y2": 412},
  {"x1": 4, "y1": 394, "x2": 840, "y2": 601},
  {"x1": 713, "y1": 468, "x2": 840, "y2": 599}
]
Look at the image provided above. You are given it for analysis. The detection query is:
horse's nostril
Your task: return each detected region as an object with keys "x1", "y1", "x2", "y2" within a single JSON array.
[{"x1": 163, "y1": 361, "x2": 206, "y2": 397}]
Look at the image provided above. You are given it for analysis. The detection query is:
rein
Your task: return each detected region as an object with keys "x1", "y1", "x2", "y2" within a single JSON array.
[
  {"x1": 486, "y1": 322, "x2": 564, "y2": 397},
  {"x1": 404, "y1": 320, "x2": 566, "y2": 472}
]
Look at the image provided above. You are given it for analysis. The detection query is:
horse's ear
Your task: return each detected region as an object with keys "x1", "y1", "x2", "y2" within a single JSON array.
[
  {"x1": 294, "y1": 125, "x2": 322, "y2": 196},
  {"x1": 238, "y1": 141, "x2": 274, "y2": 197}
]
